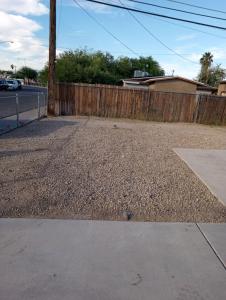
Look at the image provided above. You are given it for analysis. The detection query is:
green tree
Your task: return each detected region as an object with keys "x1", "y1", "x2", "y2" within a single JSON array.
[
  {"x1": 0, "y1": 69, "x2": 13, "y2": 77},
  {"x1": 38, "y1": 65, "x2": 48, "y2": 85},
  {"x1": 197, "y1": 53, "x2": 226, "y2": 86},
  {"x1": 131, "y1": 56, "x2": 164, "y2": 77},
  {"x1": 208, "y1": 64, "x2": 226, "y2": 87},
  {"x1": 16, "y1": 66, "x2": 38, "y2": 82},
  {"x1": 198, "y1": 52, "x2": 213, "y2": 84},
  {"x1": 39, "y1": 49, "x2": 165, "y2": 85}
]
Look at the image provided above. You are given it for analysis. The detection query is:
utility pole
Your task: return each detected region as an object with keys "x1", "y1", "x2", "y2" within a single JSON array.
[{"x1": 48, "y1": 0, "x2": 56, "y2": 115}]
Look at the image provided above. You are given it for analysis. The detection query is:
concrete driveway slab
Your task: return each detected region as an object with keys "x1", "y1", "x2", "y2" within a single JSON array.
[
  {"x1": 174, "y1": 149, "x2": 226, "y2": 206},
  {"x1": 198, "y1": 223, "x2": 226, "y2": 268},
  {"x1": 0, "y1": 219, "x2": 226, "y2": 300}
]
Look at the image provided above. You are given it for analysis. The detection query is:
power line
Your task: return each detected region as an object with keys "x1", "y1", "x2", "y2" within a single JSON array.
[
  {"x1": 84, "y1": 0, "x2": 226, "y2": 30},
  {"x1": 42, "y1": 41, "x2": 197, "y2": 56},
  {"x1": 149, "y1": 14, "x2": 226, "y2": 40},
  {"x1": 72, "y1": 0, "x2": 139, "y2": 56},
  {"x1": 46, "y1": 43, "x2": 204, "y2": 56},
  {"x1": 118, "y1": 0, "x2": 198, "y2": 64},
  {"x1": 127, "y1": 0, "x2": 226, "y2": 21},
  {"x1": 165, "y1": 0, "x2": 226, "y2": 15},
  {"x1": 56, "y1": 49, "x2": 202, "y2": 55}
]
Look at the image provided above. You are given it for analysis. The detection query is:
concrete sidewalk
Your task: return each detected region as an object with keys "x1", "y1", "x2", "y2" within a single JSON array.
[
  {"x1": 0, "y1": 219, "x2": 225, "y2": 300},
  {"x1": 174, "y1": 149, "x2": 226, "y2": 206}
]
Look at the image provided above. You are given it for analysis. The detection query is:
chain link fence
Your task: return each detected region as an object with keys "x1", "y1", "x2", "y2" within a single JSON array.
[{"x1": 0, "y1": 92, "x2": 47, "y2": 135}]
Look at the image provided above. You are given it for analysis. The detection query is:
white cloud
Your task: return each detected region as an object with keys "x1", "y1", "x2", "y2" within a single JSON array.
[
  {"x1": 186, "y1": 46, "x2": 226, "y2": 63},
  {"x1": 187, "y1": 53, "x2": 202, "y2": 62},
  {"x1": 161, "y1": 61, "x2": 200, "y2": 79},
  {"x1": 66, "y1": 0, "x2": 110, "y2": 13},
  {"x1": 174, "y1": 43, "x2": 199, "y2": 54},
  {"x1": 0, "y1": 11, "x2": 41, "y2": 35},
  {"x1": 68, "y1": 0, "x2": 125, "y2": 14},
  {"x1": 0, "y1": 1, "x2": 48, "y2": 71},
  {"x1": 176, "y1": 34, "x2": 197, "y2": 41},
  {"x1": 208, "y1": 47, "x2": 226, "y2": 60},
  {"x1": 0, "y1": 0, "x2": 48, "y2": 16},
  {"x1": 164, "y1": 46, "x2": 226, "y2": 79}
]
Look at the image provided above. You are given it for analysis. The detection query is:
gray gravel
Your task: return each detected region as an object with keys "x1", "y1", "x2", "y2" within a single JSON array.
[{"x1": 0, "y1": 116, "x2": 226, "y2": 222}]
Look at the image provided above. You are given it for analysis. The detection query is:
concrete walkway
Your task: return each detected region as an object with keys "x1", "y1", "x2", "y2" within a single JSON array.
[
  {"x1": 174, "y1": 149, "x2": 226, "y2": 206},
  {"x1": 0, "y1": 219, "x2": 225, "y2": 300}
]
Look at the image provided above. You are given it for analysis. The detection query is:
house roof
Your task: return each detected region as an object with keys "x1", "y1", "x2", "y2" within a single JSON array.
[
  {"x1": 197, "y1": 85, "x2": 217, "y2": 91},
  {"x1": 123, "y1": 76, "x2": 165, "y2": 82},
  {"x1": 122, "y1": 76, "x2": 216, "y2": 90}
]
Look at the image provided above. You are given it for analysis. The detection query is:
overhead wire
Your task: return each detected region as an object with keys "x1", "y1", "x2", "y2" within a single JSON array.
[
  {"x1": 66, "y1": 0, "x2": 226, "y2": 63},
  {"x1": 126, "y1": 0, "x2": 226, "y2": 21},
  {"x1": 84, "y1": 0, "x2": 226, "y2": 30},
  {"x1": 164, "y1": 0, "x2": 226, "y2": 15},
  {"x1": 118, "y1": 0, "x2": 198, "y2": 64},
  {"x1": 149, "y1": 14, "x2": 226, "y2": 40},
  {"x1": 72, "y1": 0, "x2": 139, "y2": 56}
]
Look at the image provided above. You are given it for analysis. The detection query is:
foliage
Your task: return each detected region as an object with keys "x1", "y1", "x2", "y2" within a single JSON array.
[
  {"x1": 198, "y1": 52, "x2": 213, "y2": 84},
  {"x1": 39, "y1": 49, "x2": 165, "y2": 85},
  {"x1": 208, "y1": 64, "x2": 226, "y2": 87},
  {"x1": 38, "y1": 65, "x2": 48, "y2": 84},
  {"x1": 197, "y1": 52, "x2": 225, "y2": 86},
  {"x1": 15, "y1": 66, "x2": 38, "y2": 81},
  {"x1": 0, "y1": 69, "x2": 13, "y2": 77}
]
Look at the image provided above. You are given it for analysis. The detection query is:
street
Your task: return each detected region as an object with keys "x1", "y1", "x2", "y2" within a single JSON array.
[
  {"x1": 0, "y1": 85, "x2": 47, "y2": 97},
  {"x1": 0, "y1": 85, "x2": 47, "y2": 134},
  {"x1": 0, "y1": 85, "x2": 47, "y2": 118}
]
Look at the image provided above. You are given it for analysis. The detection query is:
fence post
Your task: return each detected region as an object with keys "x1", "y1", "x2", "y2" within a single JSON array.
[
  {"x1": 193, "y1": 94, "x2": 200, "y2": 123},
  {"x1": 55, "y1": 83, "x2": 60, "y2": 116},
  {"x1": 15, "y1": 93, "x2": 19, "y2": 127},
  {"x1": 45, "y1": 93, "x2": 48, "y2": 116},
  {"x1": 37, "y1": 92, "x2": 40, "y2": 119}
]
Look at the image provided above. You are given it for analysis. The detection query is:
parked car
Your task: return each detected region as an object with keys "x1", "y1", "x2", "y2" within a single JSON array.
[
  {"x1": 6, "y1": 80, "x2": 19, "y2": 91},
  {"x1": 16, "y1": 78, "x2": 24, "y2": 85},
  {"x1": 0, "y1": 79, "x2": 8, "y2": 90},
  {"x1": 16, "y1": 80, "x2": 22, "y2": 90}
]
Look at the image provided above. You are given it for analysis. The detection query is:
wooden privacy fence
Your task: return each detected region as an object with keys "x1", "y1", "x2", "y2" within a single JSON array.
[
  {"x1": 55, "y1": 83, "x2": 226, "y2": 125},
  {"x1": 195, "y1": 94, "x2": 226, "y2": 125}
]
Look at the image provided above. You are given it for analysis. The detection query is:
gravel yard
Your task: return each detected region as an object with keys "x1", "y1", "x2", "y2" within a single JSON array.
[{"x1": 0, "y1": 116, "x2": 226, "y2": 222}]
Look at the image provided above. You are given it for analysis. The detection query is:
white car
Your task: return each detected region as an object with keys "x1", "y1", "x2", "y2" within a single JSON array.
[
  {"x1": 16, "y1": 78, "x2": 24, "y2": 85},
  {"x1": 6, "y1": 80, "x2": 19, "y2": 90}
]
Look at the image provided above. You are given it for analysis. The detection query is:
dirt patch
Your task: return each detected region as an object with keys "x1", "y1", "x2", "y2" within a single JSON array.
[{"x1": 0, "y1": 116, "x2": 226, "y2": 222}]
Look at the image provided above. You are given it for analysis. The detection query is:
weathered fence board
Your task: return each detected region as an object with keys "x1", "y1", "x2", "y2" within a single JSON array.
[
  {"x1": 56, "y1": 83, "x2": 226, "y2": 125},
  {"x1": 195, "y1": 94, "x2": 226, "y2": 125}
]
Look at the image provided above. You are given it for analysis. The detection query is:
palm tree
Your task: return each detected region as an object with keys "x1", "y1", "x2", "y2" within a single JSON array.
[{"x1": 199, "y1": 52, "x2": 213, "y2": 84}]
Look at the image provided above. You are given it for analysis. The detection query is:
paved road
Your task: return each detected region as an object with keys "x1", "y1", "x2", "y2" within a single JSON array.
[
  {"x1": 0, "y1": 85, "x2": 47, "y2": 118},
  {"x1": 0, "y1": 85, "x2": 47, "y2": 134},
  {"x1": 0, "y1": 85, "x2": 47, "y2": 97}
]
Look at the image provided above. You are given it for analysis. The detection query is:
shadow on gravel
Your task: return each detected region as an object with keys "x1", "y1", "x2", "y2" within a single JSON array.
[
  {"x1": 0, "y1": 119, "x2": 79, "y2": 139},
  {"x1": 0, "y1": 148, "x2": 49, "y2": 157}
]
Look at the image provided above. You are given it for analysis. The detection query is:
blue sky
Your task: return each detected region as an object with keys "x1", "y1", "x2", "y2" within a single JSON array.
[{"x1": 1, "y1": 0, "x2": 226, "y2": 79}]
